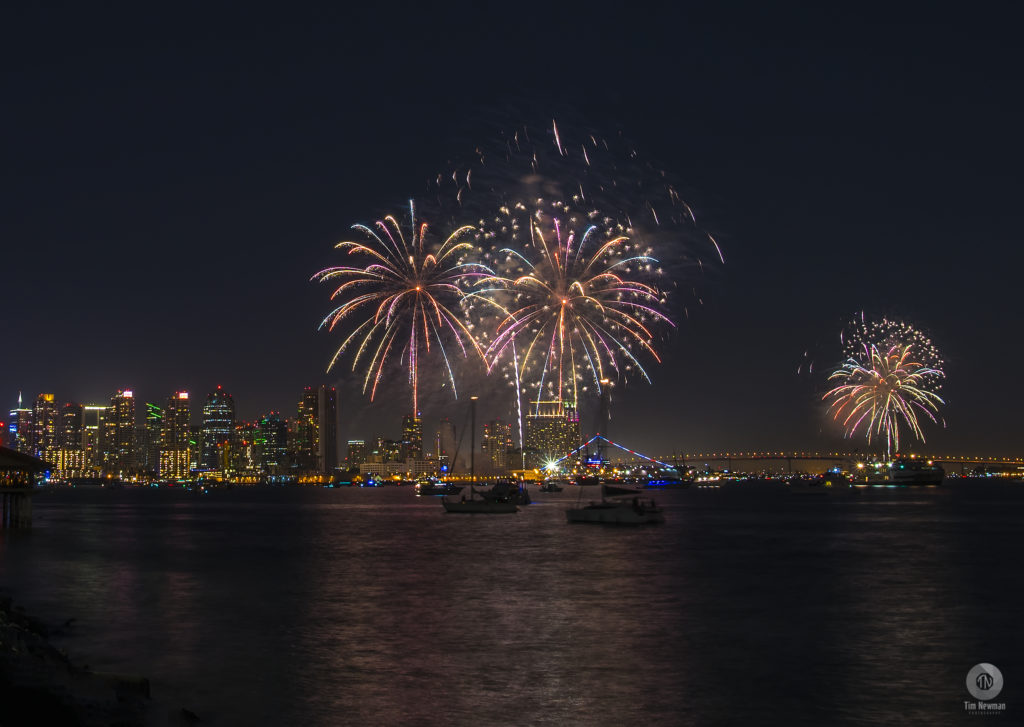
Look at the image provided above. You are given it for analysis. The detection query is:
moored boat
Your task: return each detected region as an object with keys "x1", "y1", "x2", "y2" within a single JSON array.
[
  {"x1": 856, "y1": 457, "x2": 945, "y2": 486},
  {"x1": 442, "y1": 486, "x2": 518, "y2": 514},
  {"x1": 414, "y1": 477, "x2": 463, "y2": 496},
  {"x1": 566, "y1": 485, "x2": 664, "y2": 524}
]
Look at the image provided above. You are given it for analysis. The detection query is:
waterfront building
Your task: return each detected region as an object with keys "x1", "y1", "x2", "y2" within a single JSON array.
[
  {"x1": 8, "y1": 394, "x2": 34, "y2": 455},
  {"x1": 482, "y1": 418, "x2": 514, "y2": 473},
  {"x1": 401, "y1": 412, "x2": 422, "y2": 461},
  {"x1": 347, "y1": 440, "x2": 367, "y2": 467},
  {"x1": 200, "y1": 386, "x2": 235, "y2": 473},
  {"x1": 189, "y1": 425, "x2": 201, "y2": 471},
  {"x1": 524, "y1": 401, "x2": 581, "y2": 469},
  {"x1": 359, "y1": 458, "x2": 438, "y2": 479},
  {"x1": 52, "y1": 448, "x2": 87, "y2": 478},
  {"x1": 231, "y1": 420, "x2": 261, "y2": 474},
  {"x1": 159, "y1": 391, "x2": 191, "y2": 479},
  {"x1": 141, "y1": 403, "x2": 162, "y2": 472},
  {"x1": 258, "y1": 412, "x2": 288, "y2": 473},
  {"x1": 374, "y1": 437, "x2": 402, "y2": 463},
  {"x1": 436, "y1": 417, "x2": 456, "y2": 472},
  {"x1": 294, "y1": 387, "x2": 319, "y2": 471},
  {"x1": 105, "y1": 390, "x2": 137, "y2": 475},
  {"x1": 81, "y1": 405, "x2": 106, "y2": 472},
  {"x1": 60, "y1": 403, "x2": 83, "y2": 450},
  {"x1": 33, "y1": 393, "x2": 58, "y2": 461},
  {"x1": 53, "y1": 402, "x2": 86, "y2": 479},
  {"x1": 317, "y1": 385, "x2": 337, "y2": 474}
]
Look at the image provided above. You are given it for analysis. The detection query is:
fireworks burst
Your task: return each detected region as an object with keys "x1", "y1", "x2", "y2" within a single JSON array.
[
  {"x1": 471, "y1": 204, "x2": 673, "y2": 413},
  {"x1": 426, "y1": 119, "x2": 723, "y2": 314},
  {"x1": 312, "y1": 202, "x2": 489, "y2": 414},
  {"x1": 823, "y1": 315, "x2": 945, "y2": 456}
]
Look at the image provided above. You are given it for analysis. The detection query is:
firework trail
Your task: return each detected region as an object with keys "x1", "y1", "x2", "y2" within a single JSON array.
[
  {"x1": 470, "y1": 205, "x2": 673, "y2": 415},
  {"x1": 823, "y1": 315, "x2": 945, "y2": 456},
  {"x1": 425, "y1": 117, "x2": 724, "y2": 284},
  {"x1": 312, "y1": 201, "x2": 490, "y2": 414}
]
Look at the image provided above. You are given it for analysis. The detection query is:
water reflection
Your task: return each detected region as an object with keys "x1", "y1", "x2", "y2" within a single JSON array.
[{"x1": 0, "y1": 484, "x2": 1020, "y2": 725}]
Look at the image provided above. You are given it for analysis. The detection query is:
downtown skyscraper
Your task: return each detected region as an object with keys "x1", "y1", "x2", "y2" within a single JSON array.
[
  {"x1": 200, "y1": 386, "x2": 235, "y2": 473},
  {"x1": 104, "y1": 390, "x2": 136, "y2": 474},
  {"x1": 160, "y1": 391, "x2": 191, "y2": 479},
  {"x1": 482, "y1": 418, "x2": 514, "y2": 473},
  {"x1": 317, "y1": 385, "x2": 337, "y2": 474},
  {"x1": 7, "y1": 393, "x2": 33, "y2": 455},
  {"x1": 33, "y1": 393, "x2": 58, "y2": 461}
]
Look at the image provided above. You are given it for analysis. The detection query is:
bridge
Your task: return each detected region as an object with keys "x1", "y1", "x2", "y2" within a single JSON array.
[
  {"x1": 555, "y1": 438, "x2": 1024, "y2": 475},
  {"x1": 650, "y1": 451, "x2": 1024, "y2": 475}
]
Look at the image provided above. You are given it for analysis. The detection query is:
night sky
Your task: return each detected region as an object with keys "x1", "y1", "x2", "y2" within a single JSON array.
[{"x1": 3, "y1": 6, "x2": 1022, "y2": 456}]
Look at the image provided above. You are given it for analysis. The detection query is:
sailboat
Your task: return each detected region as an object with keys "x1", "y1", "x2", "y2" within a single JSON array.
[
  {"x1": 566, "y1": 484, "x2": 665, "y2": 524},
  {"x1": 441, "y1": 396, "x2": 519, "y2": 514},
  {"x1": 442, "y1": 485, "x2": 519, "y2": 513}
]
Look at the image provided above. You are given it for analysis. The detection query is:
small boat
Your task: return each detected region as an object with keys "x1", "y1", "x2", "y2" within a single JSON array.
[
  {"x1": 566, "y1": 485, "x2": 665, "y2": 525},
  {"x1": 539, "y1": 480, "x2": 564, "y2": 493},
  {"x1": 482, "y1": 479, "x2": 531, "y2": 505},
  {"x1": 856, "y1": 457, "x2": 945, "y2": 486},
  {"x1": 415, "y1": 477, "x2": 464, "y2": 496},
  {"x1": 442, "y1": 486, "x2": 518, "y2": 514}
]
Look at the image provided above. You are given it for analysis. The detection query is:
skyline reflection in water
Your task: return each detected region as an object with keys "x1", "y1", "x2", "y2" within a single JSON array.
[{"x1": 0, "y1": 483, "x2": 1020, "y2": 725}]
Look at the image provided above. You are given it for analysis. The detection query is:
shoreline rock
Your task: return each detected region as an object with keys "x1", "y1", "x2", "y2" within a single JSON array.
[{"x1": 0, "y1": 597, "x2": 196, "y2": 726}]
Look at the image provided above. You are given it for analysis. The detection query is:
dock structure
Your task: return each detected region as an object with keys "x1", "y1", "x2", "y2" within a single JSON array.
[{"x1": 0, "y1": 446, "x2": 48, "y2": 528}]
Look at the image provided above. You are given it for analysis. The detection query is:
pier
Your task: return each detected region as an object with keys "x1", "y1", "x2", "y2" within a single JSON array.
[{"x1": 0, "y1": 447, "x2": 48, "y2": 528}]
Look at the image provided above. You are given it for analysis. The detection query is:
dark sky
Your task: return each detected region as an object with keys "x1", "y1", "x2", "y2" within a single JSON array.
[{"x1": 3, "y1": 5, "x2": 1022, "y2": 457}]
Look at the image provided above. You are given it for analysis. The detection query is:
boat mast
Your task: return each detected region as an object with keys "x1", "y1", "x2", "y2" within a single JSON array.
[{"x1": 470, "y1": 396, "x2": 477, "y2": 486}]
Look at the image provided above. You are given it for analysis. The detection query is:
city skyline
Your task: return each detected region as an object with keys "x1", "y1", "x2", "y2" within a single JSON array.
[{"x1": 3, "y1": 7, "x2": 1022, "y2": 457}]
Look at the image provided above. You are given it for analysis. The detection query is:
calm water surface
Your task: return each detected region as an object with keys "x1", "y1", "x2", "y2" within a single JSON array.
[{"x1": 1, "y1": 481, "x2": 1022, "y2": 725}]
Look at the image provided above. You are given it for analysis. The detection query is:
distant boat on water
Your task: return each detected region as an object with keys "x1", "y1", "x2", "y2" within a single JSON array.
[
  {"x1": 855, "y1": 457, "x2": 945, "y2": 486},
  {"x1": 566, "y1": 484, "x2": 665, "y2": 525},
  {"x1": 414, "y1": 477, "x2": 463, "y2": 497},
  {"x1": 442, "y1": 486, "x2": 518, "y2": 514}
]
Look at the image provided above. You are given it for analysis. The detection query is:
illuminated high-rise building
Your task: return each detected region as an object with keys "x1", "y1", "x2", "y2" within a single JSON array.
[
  {"x1": 82, "y1": 405, "x2": 106, "y2": 472},
  {"x1": 231, "y1": 420, "x2": 260, "y2": 474},
  {"x1": 189, "y1": 425, "x2": 201, "y2": 471},
  {"x1": 346, "y1": 440, "x2": 367, "y2": 467},
  {"x1": 104, "y1": 390, "x2": 137, "y2": 474},
  {"x1": 375, "y1": 436, "x2": 402, "y2": 463},
  {"x1": 9, "y1": 392, "x2": 34, "y2": 455},
  {"x1": 295, "y1": 387, "x2": 319, "y2": 471},
  {"x1": 401, "y1": 412, "x2": 422, "y2": 461},
  {"x1": 159, "y1": 391, "x2": 191, "y2": 479},
  {"x1": 482, "y1": 418, "x2": 514, "y2": 472},
  {"x1": 33, "y1": 393, "x2": 58, "y2": 460},
  {"x1": 52, "y1": 402, "x2": 86, "y2": 479},
  {"x1": 258, "y1": 412, "x2": 288, "y2": 472},
  {"x1": 200, "y1": 386, "x2": 235, "y2": 473},
  {"x1": 141, "y1": 403, "x2": 162, "y2": 472},
  {"x1": 524, "y1": 401, "x2": 580, "y2": 469},
  {"x1": 436, "y1": 417, "x2": 456, "y2": 471},
  {"x1": 317, "y1": 385, "x2": 337, "y2": 474},
  {"x1": 60, "y1": 403, "x2": 83, "y2": 449}
]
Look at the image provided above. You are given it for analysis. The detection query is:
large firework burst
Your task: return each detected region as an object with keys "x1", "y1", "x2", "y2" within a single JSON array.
[
  {"x1": 312, "y1": 202, "x2": 488, "y2": 413},
  {"x1": 823, "y1": 315, "x2": 945, "y2": 456},
  {"x1": 472, "y1": 204, "x2": 673, "y2": 413}
]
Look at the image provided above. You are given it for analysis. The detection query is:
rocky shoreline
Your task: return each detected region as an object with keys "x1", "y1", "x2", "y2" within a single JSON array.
[{"x1": 0, "y1": 597, "x2": 198, "y2": 726}]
